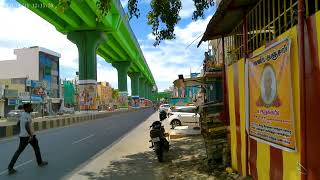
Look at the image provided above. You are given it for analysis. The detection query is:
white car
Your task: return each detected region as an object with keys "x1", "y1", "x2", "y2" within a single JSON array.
[
  {"x1": 159, "y1": 104, "x2": 170, "y2": 112},
  {"x1": 167, "y1": 106, "x2": 200, "y2": 129}
]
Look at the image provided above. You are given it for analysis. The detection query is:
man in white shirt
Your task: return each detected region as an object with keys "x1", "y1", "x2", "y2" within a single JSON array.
[{"x1": 8, "y1": 103, "x2": 48, "y2": 175}]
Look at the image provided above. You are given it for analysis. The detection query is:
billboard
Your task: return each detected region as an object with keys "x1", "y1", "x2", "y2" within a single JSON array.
[
  {"x1": 118, "y1": 91, "x2": 128, "y2": 108},
  {"x1": 247, "y1": 37, "x2": 296, "y2": 151},
  {"x1": 79, "y1": 84, "x2": 97, "y2": 110},
  {"x1": 131, "y1": 96, "x2": 140, "y2": 108}
]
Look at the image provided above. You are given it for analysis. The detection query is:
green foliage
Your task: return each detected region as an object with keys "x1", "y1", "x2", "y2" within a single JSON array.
[
  {"x1": 111, "y1": 88, "x2": 119, "y2": 99},
  {"x1": 192, "y1": 0, "x2": 215, "y2": 20},
  {"x1": 96, "y1": 0, "x2": 112, "y2": 22},
  {"x1": 147, "y1": 0, "x2": 182, "y2": 46},
  {"x1": 57, "y1": 0, "x2": 71, "y2": 13}
]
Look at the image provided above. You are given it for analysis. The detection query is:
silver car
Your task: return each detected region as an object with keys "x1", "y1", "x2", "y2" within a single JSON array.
[{"x1": 7, "y1": 110, "x2": 24, "y2": 121}]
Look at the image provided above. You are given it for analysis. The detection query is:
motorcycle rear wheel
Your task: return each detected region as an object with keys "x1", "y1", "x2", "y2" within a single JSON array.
[{"x1": 156, "y1": 147, "x2": 164, "y2": 162}]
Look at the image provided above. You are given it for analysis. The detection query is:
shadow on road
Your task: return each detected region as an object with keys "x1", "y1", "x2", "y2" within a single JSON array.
[{"x1": 78, "y1": 136, "x2": 218, "y2": 180}]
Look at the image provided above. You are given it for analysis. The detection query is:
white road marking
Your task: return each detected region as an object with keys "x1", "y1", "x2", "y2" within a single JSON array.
[
  {"x1": 0, "y1": 160, "x2": 33, "y2": 175},
  {"x1": 72, "y1": 134, "x2": 95, "y2": 145}
]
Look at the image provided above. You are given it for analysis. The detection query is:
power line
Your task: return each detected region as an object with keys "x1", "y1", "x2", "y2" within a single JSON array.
[{"x1": 185, "y1": 33, "x2": 204, "y2": 49}]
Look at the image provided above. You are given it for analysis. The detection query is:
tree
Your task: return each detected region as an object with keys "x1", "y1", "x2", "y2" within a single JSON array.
[
  {"x1": 58, "y1": 0, "x2": 215, "y2": 46},
  {"x1": 111, "y1": 88, "x2": 119, "y2": 100}
]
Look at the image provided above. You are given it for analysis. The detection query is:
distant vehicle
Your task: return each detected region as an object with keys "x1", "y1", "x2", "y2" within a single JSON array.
[
  {"x1": 7, "y1": 110, "x2": 24, "y2": 121},
  {"x1": 167, "y1": 106, "x2": 200, "y2": 129},
  {"x1": 159, "y1": 104, "x2": 170, "y2": 112},
  {"x1": 58, "y1": 107, "x2": 75, "y2": 115}
]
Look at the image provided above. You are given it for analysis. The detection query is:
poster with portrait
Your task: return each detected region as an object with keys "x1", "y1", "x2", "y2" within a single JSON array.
[
  {"x1": 79, "y1": 84, "x2": 97, "y2": 110},
  {"x1": 119, "y1": 91, "x2": 128, "y2": 108},
  {"x1": 132, "y1": 96, "x2": 140, "y2": 108},
  {"x1": 247, "y1": 37, "x2": 296, "y2": 151}
]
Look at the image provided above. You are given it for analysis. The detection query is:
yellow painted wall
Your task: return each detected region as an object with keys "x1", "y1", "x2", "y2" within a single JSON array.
[
  {"x1": 226, "y1": 26, "x2": 301, "y2": 180},
  {"x1": 227, "y1": 65, "x2": 238, "y2": 171},
  {"x1": 237, "y1": 59, "x2": 247, "y2": 176}
]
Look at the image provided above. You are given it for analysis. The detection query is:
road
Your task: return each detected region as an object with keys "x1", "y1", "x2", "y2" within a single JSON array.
[{"x1": 0, "y1": 109, "x2": 154, "y2": 180}]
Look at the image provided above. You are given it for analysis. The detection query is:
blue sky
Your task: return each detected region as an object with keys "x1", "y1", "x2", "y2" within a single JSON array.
[{"x1": 0, "y1": 0, "x2": 215, "y2": 93}]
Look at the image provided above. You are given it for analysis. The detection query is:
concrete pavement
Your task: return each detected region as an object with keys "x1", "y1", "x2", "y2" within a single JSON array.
[
  {"x1": 0, "y1": 109, "x2": 154, "y2": 180},
  {"x1": 67, "y1": 112, "x2": 214, "y2": 180},
  {"x1": 66, "y1": 109, "x2": 161, "y2": 180}
]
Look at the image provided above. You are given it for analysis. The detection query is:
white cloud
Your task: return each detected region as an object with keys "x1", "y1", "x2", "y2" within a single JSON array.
[
  {"x1": 179, "y1": 0, "x2": 195, "y2": 19},
  {"x1": 143, "y1": 16, "x2": 211, "y2": 91},
  {"x1": 120, "y1": 0, "x2": 128, "y2": 7},
  {"x1": 0, "y1": 1, "x2": 78, "y2": 69},
  {"x1": 0, "y1": 0, "x2": 211, "y2": 93}
]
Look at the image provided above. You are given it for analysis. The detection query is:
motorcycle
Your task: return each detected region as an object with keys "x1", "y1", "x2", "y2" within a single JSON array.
[{"x1": 149, "y1": 112, "x2": 169, "y2": 162}]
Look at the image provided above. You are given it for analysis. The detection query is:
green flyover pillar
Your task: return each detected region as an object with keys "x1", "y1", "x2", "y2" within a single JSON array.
[
  {"x1": 145, "y1": 82, "x2": 149, "y2": 99},
  {"x1": 146, "y1": 84, "x2": 151, "y2": 100},
  {"x1": 67, "y1": 31, "x2": 106, "y2": 82},
  {"x1": 112, "y1": 61, "x2": 131, "y2": 92},
  {"x1": 67, "y1": 30, "x2": 106, "y2": 111},
  {"x1": 139, "y1": 77, "x2": 146, "y2": 99},
  {"x1": 128, "y1": 72, "x2": 140, "y2": 97},
  {"x1": 113, "y1": 61, "x2": 131, "y2": 108}
]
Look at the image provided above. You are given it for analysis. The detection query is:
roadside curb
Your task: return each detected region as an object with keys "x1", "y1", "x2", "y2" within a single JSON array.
[
  {"x1": 169, "y1": 134, "x2": 202, "y2": 139},
  {"x1": 0, "y1": 108, "x2": 149, "y2": 139}
]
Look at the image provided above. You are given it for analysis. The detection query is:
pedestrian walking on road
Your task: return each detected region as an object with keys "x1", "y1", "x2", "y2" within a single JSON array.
[{"x1": 8, "y1": 103, "x2": 48, "y2": 175}]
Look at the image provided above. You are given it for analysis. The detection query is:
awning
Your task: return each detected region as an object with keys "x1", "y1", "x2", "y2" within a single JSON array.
[
  {"x1": 198, "y1": 0, "x2": 259, "y2": 47},
  {"x1": 173, "y1": 77, "x2": 204, "y2": 88}
]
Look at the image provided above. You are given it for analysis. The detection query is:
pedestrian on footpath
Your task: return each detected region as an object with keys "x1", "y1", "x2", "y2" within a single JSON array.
[{"x1": 8, "y1": 103, "x2": 48, "y2": 175}]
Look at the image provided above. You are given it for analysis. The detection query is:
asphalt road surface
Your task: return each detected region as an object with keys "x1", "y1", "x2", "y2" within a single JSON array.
[{"x1": 0, "y1": 109, "x2": 154, "y2": 180}]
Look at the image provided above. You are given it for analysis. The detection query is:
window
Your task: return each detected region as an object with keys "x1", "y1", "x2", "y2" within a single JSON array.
[{"x1": 179, "y1": 107, "x2": 196, "y2": 113}]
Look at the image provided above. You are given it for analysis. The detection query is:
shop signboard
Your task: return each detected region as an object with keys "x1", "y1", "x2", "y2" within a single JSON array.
[
  {"x1": 4, "y1": 89, "x2": 18, "y2": 98},
  {"x1": 8, "y1": 99, "x2": 18, "y2": 106},
  {"x1": 19, "y1": 92, "x2": 30, "y2": 100},
  {"x1": 247, "y1": 37, "x2": 296, "y2": 152},
  {"x1": 169, "y1": 97, "x2": 192, "y2": 106}
]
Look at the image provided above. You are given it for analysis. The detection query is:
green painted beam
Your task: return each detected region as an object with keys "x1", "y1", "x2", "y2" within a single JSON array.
[
  {"x1": 105, "y1": 38, "x2": 127, "y2": 60},
  {"x1": 17, "y1": 0, "x2": 67, "y2": 32},
  {"x1": 18, "y1": 0, "x2": 156, "y2": 87},
  {"x1": 85, "y1": 0, "x2": 113, "y2": 27},
  {"x1": 97, "y1": 48, "x2": 113, "y2": 63},
  {"x1": 99, "y1": 45, "x2": 120, "y2": 60},
  {"x1": 38, "y1": 0, "x2": 82, "y2": 28},
  {"x1": 70, "y1": 1, "x2": 96, "y2": 27}
]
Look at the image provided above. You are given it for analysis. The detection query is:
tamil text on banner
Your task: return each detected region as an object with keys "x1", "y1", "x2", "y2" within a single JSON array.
[{"x1": 247, "y1": 37, "x2": 296, "y2": 151}]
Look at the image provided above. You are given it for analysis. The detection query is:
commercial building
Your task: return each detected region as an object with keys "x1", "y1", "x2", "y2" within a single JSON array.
[{"x1": 0, "y1": 46, "x2": 61, "y2": 116}]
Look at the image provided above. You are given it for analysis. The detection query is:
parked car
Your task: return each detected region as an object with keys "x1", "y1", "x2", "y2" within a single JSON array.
[
  {"x1": 58, "y1": 107, "x2": 75, "y2": 115},
  {"x1": 167, "y1": 106, "x2": 200, "y2": 129},
  {"x1": 159, "y1": 104, "x2": 170, "y2": 112},
  {"x1": 6, "y1": 110, "x2": 24, "y2": 121}
]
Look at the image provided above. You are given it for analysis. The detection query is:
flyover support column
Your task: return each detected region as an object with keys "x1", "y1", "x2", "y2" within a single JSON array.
[
  {"x1": 112, "y1": 61, "x2": 131, "y2": 108},
  {"x1": 145, "y1": 82, "x2": 149, "y2": 100},
  {"x1": 128, "y1": 72, "x2": 140, "y2": 97},
  {"x1": 129, "y1": 72, "x2": 140, "y2": 108},
  {"x1": 67, "y1": 30, "x2": 106, "y2": 111},
  {"x1": 139, "y1": 77, "x2": 146, "y2": 99}
]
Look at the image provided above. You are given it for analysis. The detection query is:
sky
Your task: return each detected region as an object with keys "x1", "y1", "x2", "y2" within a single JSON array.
[{"x1": 0, "y1": 0, "x2": 215, "y2": 94}]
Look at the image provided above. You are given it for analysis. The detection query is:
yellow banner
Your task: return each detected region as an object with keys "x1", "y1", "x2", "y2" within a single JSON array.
[{"x1": 248, "y1": 37, "x2": 296, "y2": 151}]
